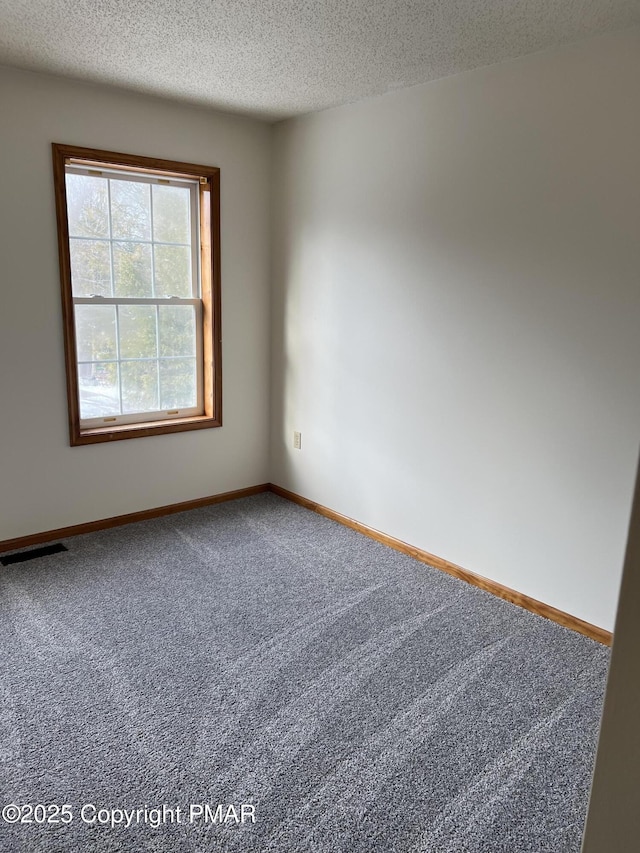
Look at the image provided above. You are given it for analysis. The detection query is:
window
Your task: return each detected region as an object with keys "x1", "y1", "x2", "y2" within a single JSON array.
[{"x1": 52, "y1": 144, "x2": 221, "y2": 445}]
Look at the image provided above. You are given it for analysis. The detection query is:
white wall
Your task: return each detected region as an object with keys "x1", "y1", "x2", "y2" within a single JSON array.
[
  {"x1": 270, "y1": 28, "x2": 640, "y2": 631},
  {"x1": 0, "y1": 67, "x2": 272, "y2": 540}
]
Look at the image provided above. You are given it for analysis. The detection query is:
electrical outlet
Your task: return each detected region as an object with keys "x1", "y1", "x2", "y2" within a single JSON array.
[{"x1": 293, "y1": 431, "x2": 302, "y2": 450}]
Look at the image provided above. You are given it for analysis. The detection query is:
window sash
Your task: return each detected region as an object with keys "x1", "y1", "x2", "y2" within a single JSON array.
[
  {"x1": 66, "y1": 166, "x2": 204, "y2": 428},
  {"x1": 75, "y1": 299, "x2": 204, "y2": 428},
  {"x1": 73, "y1": 297, "x2": 201, "y2": 305},
  {"x1": 65, "y1": 166, "x2": 201, "y2": 300}
]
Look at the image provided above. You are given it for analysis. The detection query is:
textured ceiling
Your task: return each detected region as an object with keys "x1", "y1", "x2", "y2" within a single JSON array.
[{"x1": 0, "y1": 1, "x2": 639, "y2": 121}]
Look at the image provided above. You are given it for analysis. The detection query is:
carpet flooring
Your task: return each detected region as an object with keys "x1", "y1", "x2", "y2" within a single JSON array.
[{"x1": 0, "y1": 493, "x2": 609, "y2": 852}]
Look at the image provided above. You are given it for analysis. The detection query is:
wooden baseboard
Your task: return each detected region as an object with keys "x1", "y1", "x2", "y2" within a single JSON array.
[
  {"x1": 0, "y1": 484, "x2": 270, "y2": 553},
  {"x1": 1, "y1": 480, "x2": 612, "y2": 647},
  {"x1": 268, "y1": 483, "x2": 613, "y2": 646}
]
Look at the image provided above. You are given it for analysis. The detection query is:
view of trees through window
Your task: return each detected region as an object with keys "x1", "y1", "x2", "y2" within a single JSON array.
[{"x1": 66, "y1": 170, "x2": 200, "y2": 421}]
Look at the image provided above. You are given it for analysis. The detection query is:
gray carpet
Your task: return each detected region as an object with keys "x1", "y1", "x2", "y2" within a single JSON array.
[{"x1": 0, "y1": 492, "x2": 608, "y2": 852}]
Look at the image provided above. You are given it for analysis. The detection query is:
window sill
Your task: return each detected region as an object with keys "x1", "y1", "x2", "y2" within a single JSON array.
[{"x1": 72, "y1": 414, "x2": 221, "y2": 445}]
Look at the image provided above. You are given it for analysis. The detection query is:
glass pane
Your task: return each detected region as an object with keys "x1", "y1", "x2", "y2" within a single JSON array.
[
  {"x1": 78, "y1": 362, "x2": 120, "y2": 419},
  {"x1": 154, "y1": 245, "x2": 191, "y2": 297},
  {"x1": 75, "y1": 305, "x2": 116, "y2": 361},
  {"x1": 70, "y1": 239, "x2": 112, "y2": 296},
  {"x1": 121, "y1": 361, "x2": 158, "y2": 414},
  {"x1": 152, "y1": 184, "x2": 190, "y2": 244},
  {"x1": 159, "y1": 358, "x2": 197, "y2": 410},
  {"x1": 110, "y1": 179, "x2": 151, "y2": 240},
  {"x1": 113, "y1": 241, "x2": 153, "y2": 297},
  {"x1": 118, "y1": 305, "x2": 157, "y2": 359},
  {"x1": 158, "y1": 305, "x2": 196, "y2": 357},
  {"x1": 66, "y1": 174, "x2": 109, "y2": 238}
]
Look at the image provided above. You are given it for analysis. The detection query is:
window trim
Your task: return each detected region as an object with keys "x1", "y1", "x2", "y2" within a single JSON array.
[{"x1": 52, "y1": 143, "x2": 222, "y2": 445}]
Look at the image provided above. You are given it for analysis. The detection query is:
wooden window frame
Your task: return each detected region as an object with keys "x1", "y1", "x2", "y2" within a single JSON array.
[{"x1": 52, "y1": 144, "x2": 222, "y2": 445}]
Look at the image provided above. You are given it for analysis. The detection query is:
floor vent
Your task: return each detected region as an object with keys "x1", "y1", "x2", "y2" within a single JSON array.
[{"x1": 1, "y1": 543, "x2": 68, "y2": 566}]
